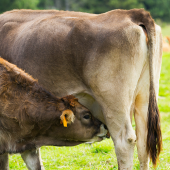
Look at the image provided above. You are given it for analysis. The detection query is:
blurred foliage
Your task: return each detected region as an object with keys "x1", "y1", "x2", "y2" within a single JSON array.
[
  {"x1": 0, "y1": 0, "x2": 39, "y2": 12},
  {"x1": 0, "y1": 0, "x2": 170, "y2": 21},
  {"x1": 70, "y1": 0, "x2": 144, "y2": 13},
  {"x1": 139, "y1": 0, "x2": 170, "y2": 22}
]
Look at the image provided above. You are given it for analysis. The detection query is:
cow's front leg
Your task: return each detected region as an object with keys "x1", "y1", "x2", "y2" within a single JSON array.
[
  {"x1": 104, "y1": 108, "x2": 136, "y2": 169},
  {"x1": 92, "y1": 93, "x2": 136, "y2": 170},
  {"x1": 88, "y1": 80, "x2": 137, "y2": 169},
  {"x1": 21, "y1": 148, "x2": 45, "y2": 170},
  {"x1": 0, "y1": 153, "x2": 9, "y2": 170},
  {"x1": 134, "y1": 94, "x2": 149, "y2": 170}
]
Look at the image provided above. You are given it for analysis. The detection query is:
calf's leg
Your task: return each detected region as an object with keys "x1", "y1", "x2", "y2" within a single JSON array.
[
  {"x1": 21, "y1": 148, "x2": 45, "y2": 170},
  {"x1": 0, "y1": 153, "x2": 9, "y2": 170}
]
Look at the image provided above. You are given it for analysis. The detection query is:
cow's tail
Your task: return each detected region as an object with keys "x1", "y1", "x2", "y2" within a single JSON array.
[{"x1": 130, "y1": 9, "x2": 162, "y2": 167}]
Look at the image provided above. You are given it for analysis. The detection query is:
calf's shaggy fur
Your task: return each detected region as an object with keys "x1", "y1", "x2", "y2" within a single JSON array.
[{"x1": 0, "y1": 58, "x2": 103, "y2": 169}]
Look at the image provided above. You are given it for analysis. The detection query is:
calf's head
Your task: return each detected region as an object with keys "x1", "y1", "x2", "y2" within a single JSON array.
[{"x1": 47, "y1": 95, "x2": 106, "y2": 146}]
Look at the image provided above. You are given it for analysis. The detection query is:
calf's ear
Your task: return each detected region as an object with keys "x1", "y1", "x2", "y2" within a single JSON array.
[{"x1": 60, "y1": 110, "x2": 75, "y2": 127}]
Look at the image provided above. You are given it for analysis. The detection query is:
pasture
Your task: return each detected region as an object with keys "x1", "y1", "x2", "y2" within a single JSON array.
[
  {"x1": 8, "y1": 52, "x2": 170, "y2": 169},
  {"x1": 161, "y1": 24, "x2": 170, "y2": 37}
]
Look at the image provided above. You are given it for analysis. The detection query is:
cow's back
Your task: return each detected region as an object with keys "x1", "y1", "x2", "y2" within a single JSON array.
[
  {"x1": 0, "y1": 9, "x2": 160, "y2": 98},
  {"x1": 0, "y1": 9, "x2": 96, "y2": 27},
  {"x1": 0, "y1": 9, "x2": 135, "y2": 96}
]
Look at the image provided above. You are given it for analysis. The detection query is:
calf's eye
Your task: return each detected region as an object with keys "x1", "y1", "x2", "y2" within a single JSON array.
[{"x1": 83, "y1": 114, "x2": 91, "y2": 119}]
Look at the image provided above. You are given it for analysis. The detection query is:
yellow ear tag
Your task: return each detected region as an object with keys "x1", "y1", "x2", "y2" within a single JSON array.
[{"x1": 63, "y1": 116, "x2": 67, "y2": 127}]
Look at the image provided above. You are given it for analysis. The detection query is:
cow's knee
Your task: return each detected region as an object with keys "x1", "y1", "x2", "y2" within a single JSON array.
[
  {"x1": 125, "y1": 124, "x2": 136, "y2": 145},
  {"x1": 112, "y1": 119, "x2": 136, "y2": 170}
]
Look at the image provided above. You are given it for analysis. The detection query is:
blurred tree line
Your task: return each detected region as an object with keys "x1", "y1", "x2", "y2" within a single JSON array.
[{"x1": 0, "y1": 0, "x2": 170, "y2": 21}]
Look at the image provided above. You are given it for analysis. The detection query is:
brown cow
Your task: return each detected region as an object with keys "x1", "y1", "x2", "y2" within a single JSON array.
[
  {"x1": 167, "y1": 36, "x2": 170, "y2": 46},
  {"x1": 0, "y1": 9, "x2": 162, "y2": 169},
  {"x1": 163, "y1": 36, "x2": 170, "y2": 52},
  {"x1": 0, "y1": 58, "x2": 106, "y2": 170}
]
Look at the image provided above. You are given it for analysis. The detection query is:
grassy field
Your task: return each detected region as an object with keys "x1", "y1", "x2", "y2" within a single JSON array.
[
  {"x1": 8, "y1": 52, "x2": 170, "y2": 169},
  {"x1": 161, "y1": 24, "x2": 170, "y2": 37}
]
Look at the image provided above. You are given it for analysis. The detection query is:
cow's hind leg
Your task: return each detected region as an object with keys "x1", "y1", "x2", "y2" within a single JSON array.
[
  {"x1": 134, "y1": 93, "x2": 149, "y2": 170},
  {"x1": 21, "y1": 148, "x2": 45, "y2": 170},
  {"x1": 0, "y1": 153, "x2": 9, "y2": 170}
]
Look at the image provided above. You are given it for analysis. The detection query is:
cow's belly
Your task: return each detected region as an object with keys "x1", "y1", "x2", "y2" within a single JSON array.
[
  {"x1": 43, "y1": 84, "x2": 105, "y2": 123},
  {"x1": 74, "y1": 92, "x2": 106, "y2": 124},
  {"x1": 0, "y1": 52, "x2": 105, "y2": 124},
  {"x1": 46, "y1": 82, "x2": 105, "y2": 124}
]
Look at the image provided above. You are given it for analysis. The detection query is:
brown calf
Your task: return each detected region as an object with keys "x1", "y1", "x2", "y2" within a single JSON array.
[{"x1": 0, "y1": 58, "x2": 105, "y2": 169}]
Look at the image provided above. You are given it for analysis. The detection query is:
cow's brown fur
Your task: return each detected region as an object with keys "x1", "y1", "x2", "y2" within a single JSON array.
[
  {"x1": 0, "y1": 58, "x2": 102, "y2": 155},
  {"x1": 147, "y1": 90, "x2": 162, "y2": 167}
]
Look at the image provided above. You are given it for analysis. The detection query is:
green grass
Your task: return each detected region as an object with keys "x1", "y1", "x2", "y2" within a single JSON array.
[
  {"x1": 9, "y1": 53, "x2": 170, "y2": 169},
  {"x1": 161, "y1": 24, "x2": 170, "y2": 37}
]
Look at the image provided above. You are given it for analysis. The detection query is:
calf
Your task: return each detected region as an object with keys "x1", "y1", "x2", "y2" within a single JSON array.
[{"x1": 0, "y1": 58, "x2": 106, "y2": 169}]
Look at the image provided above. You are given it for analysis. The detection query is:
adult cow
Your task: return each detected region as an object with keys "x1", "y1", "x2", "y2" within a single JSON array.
[{"x1": 0, "y1": 9, "x2": 162, "y2": 169}]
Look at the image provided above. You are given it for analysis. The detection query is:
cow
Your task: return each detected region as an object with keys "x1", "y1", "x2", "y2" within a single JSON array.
[
  {"x1": 0, "y1": 8, "x2": 162, "y2": 169},
  {"x1": 167, "y1": 36, "x2": 170, "y2": 44},
  {"x1": 163, "y1": 36, "x2": 170, "y2": 52},
  {"x1": 0, "y1": 58, "x2": 106, "y2": 170}
]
